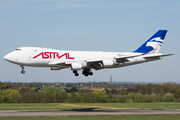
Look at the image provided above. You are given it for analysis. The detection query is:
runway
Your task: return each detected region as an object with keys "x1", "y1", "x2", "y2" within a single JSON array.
[{"x1": 0, "y1": 109, "x2": 180, "y2": 117}]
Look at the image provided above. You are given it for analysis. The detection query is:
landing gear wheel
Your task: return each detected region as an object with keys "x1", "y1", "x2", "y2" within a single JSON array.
[
  {"x1": 75, "y1": 73, "x2": 79, "y2": 76},
  {"x1": 73, "y1": 70, "x2": 79, "y2": 76},
  {"x1": 89, "y1": 72, "x2": 93, "y2": 75},
  {"x1": 21, "y1": 70, "x2": 25, "y2": 74},
  {"x1": 82, "y1": 69, "x2": 93, "y2": 76},
  {"x1": 20, "y1": 66, "x2": 25, "y2": 74},
  {"x1": 85, "y1": 74, "x2": 89, "y2": 77}
]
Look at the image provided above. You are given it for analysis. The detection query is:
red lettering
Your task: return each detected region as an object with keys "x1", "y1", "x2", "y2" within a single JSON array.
[
  {"x1": 57, "y1": 53, "x2": 67, "y2": 59},
  {"x1": 52, "y1": 52, "x2": 56, "y2": 59},
  {"x1": 33, "y1": 52, "x2": 43, "y2": 59},
  {"x1": 67, "y1": 53, "x2": 74, "y2": 59},
  {"x1": 33, "y1": 52, "x2": 74, "y2": 59},
  {"x1": 43, "y1": 52, "x2": 49, "y2": 59}
]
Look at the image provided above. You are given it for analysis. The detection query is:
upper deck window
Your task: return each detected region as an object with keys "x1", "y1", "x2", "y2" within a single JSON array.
[{"x1": 15, "y1": 49, "x2": 21, "y2": 51}]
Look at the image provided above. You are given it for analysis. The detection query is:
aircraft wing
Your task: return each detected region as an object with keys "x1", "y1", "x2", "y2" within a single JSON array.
[
  {"x1": 48, "y1": 54, "x2": 145, "y2": 70},
  {"x1": 85, "y1": 59, "x2": 103, "y2": 70},
  {"x1": 86, "y1": 53, "x2": 174, "y2": 70},
  {"x1": 114, "y1": 54, "x2": 143, "y2": 63},
  {"x1": 143, "y1": 54, "x2": 174, "y2": 59},
  {"x1": 48, "y1": 59, "x2": 103, "y2": 70},
  {"x1": 86, "y1": 54, "x2": 144, "y2": 70}
]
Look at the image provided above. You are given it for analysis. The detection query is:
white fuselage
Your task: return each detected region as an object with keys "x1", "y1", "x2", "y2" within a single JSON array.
[{"x1": 4, "y1": 47, "x2": 161, "y2": 70}]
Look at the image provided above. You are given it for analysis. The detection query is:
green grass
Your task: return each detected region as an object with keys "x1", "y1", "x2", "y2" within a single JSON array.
[
  {"x1": 0, "y1": 115, "x2": 180, "y2": 120},
  {"x1": 71, "y1": 102, "x2": 180, "y2": 109},
  {"x1": 0, "y1": 103, "x2": 180, "y2": 110},
  {"x1": 1, "y1": 103, "x2": 180, "y2": 120},
  {"x1": 0, "y1": 103, "x2": 87, "y2": 110}
]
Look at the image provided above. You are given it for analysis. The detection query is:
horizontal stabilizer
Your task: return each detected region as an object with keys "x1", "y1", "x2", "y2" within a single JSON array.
[{"x1": 143, "y1": 54, "x2": 174, "y2": 59}]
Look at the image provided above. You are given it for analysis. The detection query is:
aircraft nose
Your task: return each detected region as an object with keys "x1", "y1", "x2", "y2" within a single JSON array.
[
  {"x1": 4, "y1": 54, "x2": 10, "y2": 61},
  {"x1": 4, "y1": 53, "x2": 17, "y2": 63}
]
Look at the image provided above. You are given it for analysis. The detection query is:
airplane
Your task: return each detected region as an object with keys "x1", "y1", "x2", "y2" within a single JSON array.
[{"x1": 4, "y1": 30, "x2": 173, "y2": 77}]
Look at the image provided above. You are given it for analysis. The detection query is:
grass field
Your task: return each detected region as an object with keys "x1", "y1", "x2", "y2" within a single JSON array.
[
  {"x1": 0, "y1": 102, "x2": 180, "y2": 110},
  {"x1": 0, "y1": 103, "x2": 85, "y2": 110},
  {"x1": 0, "y1": 103, "x2": 180, "y2": 120},
  {"x1": 1, "y1": 115, "x2": 180, "y2": 120},
  {"x1": 73, "y1": 102, "x2": 180, "y2": 109}
]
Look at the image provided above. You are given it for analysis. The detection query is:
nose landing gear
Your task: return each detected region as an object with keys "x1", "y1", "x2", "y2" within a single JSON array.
[{"x1": 20, "y1": 66, "x2": 25, "y2": 74}]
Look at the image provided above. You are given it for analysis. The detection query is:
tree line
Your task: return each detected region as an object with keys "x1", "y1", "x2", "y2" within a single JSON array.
[{"x1": 0, "y1": 82, "x2": 180, "y2": 103}]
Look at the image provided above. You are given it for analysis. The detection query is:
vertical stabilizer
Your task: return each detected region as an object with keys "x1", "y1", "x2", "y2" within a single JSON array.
[{"x1": 134, "y1": 30, "x2": 167, "y2": 53}]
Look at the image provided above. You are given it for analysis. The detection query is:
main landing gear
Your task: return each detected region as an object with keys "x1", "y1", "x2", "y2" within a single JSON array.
[
  {"x1": 73, "y1": 70, "x2": 79, "y2": 76},
  {"x1": 82, "y1": 69, "x2": 93, "y2": 77},
  {"x1": 73, "y1": 69, "x2": 93, "y2": 77},
  {"x1": 20, "y1": 66, "x2": 25, "y2": 74}
]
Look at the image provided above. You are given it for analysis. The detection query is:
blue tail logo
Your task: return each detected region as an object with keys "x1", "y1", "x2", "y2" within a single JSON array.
[{"x1": 134, "y1": 30, "x2": 167, "y2": 53}]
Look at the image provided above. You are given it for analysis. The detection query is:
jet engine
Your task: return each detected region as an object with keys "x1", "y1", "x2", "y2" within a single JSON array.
[
  {"x1": 70, "y1": 62, "x2": 82, "y2": 70},
  {"x1": 51, "y1": 67, "x2": 61, "y2": 70},
  {"x1": 102, "y1": 60, "x2": 114, "y2": 67}
]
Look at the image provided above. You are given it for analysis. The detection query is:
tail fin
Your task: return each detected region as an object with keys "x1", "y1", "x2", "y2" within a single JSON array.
[{"x1": 133, "y1": 30, "x2": 167, "y2": 53}]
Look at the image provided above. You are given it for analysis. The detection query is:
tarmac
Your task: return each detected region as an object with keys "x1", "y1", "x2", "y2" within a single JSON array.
[{"x1": 0, "y1": 109, "x2": 180, "y2": 117}]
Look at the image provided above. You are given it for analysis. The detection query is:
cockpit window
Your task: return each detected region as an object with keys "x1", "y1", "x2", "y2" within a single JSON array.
[{"x1": 15, "y1": 49, "x2": 21, "y2": 51}]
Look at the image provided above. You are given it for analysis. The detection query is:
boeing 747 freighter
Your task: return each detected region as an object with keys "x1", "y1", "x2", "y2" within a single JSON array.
[{"x1": 4, "y1": 30, "x2": 173, "y2": 76}]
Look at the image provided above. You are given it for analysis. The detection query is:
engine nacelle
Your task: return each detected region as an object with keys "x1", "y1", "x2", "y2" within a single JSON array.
[
  {"x1": 51, "y1": 67, "x2": 61, "y2": 70},
  {"x1": 70, "y1": 62, "x2": 82, "y2": 70},
  {"x1": 102, "y1": 60, "x2": 114, "y2": 67}
]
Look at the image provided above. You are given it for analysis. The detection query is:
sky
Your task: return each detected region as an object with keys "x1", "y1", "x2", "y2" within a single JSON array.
[{"x1": 0, "y1": 0, "x2": 180, "y2": 83}]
